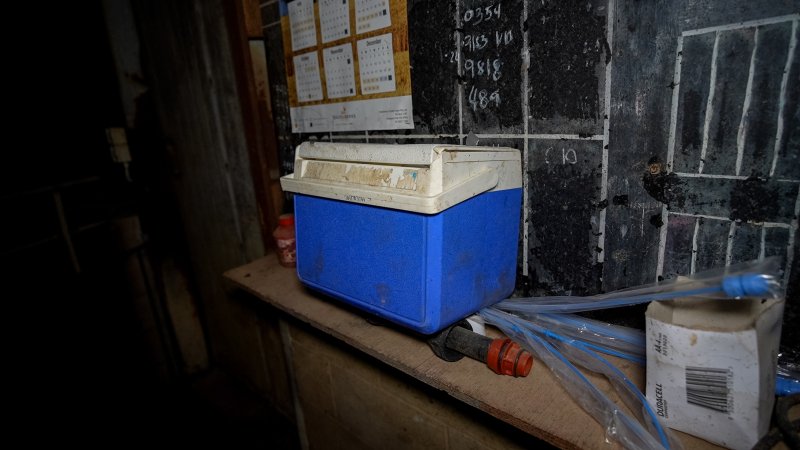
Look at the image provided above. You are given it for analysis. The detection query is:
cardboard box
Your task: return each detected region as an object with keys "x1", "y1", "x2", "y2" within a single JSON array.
[{"x1": 645, "y1": 297, "x2": 784, "y2": 449}]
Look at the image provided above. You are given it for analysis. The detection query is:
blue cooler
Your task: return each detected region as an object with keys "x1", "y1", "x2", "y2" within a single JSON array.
[{"x1": 280, "y1": 142, "x2": 521, "y2": 334}]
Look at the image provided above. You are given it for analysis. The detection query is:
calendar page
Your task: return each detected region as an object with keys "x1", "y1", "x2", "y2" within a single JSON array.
[
  {"x1": 319, "y1": 0, "x2": 351, "y2": 44},
  {"x1": 287, "y1": 0, "x2": 316, "y2": 51},
  {"x1": 355, "y1": 0, "x2": 391, "y2": 34},
  {"x1": 323, "y1": 43, "x2": 356, "y2": 99},
  {"x1": 279, "y1": 0, "x2": 412, "y2": 132},
  {"x1": 357, "y1": 33, "x2": 396, "y2": 94},
  {"x1": 293, "y1": 51, "x2": 324, "y2": 102}
]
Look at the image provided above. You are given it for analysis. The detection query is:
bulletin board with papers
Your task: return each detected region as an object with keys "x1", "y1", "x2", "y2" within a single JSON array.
[{"x1": 280, "y1": 0, "x2": 413, "y2": 132}]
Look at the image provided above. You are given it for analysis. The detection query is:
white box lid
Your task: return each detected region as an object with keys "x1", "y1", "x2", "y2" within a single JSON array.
[{"x1": 280, "y1": 142, "x2": 521, "y2": 214}]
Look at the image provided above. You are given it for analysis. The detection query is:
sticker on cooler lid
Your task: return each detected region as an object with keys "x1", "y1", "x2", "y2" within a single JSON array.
[{"x1": 646, "y1": 318, "x2": 760, "y2": 448}]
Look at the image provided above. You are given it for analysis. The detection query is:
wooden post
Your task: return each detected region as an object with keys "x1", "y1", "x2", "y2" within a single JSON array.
[{"x1": 224, "y1": 0, "x2": 284, "y2": 249}]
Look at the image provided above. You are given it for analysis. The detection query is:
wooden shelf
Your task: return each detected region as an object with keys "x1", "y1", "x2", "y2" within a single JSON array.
[{"x1": 224, "y1": 256, "x2": 721, "y2": 450}]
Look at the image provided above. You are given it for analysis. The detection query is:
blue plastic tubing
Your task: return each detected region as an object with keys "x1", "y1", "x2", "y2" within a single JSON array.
[{"x1": 499, "y1": 273, "x2": 773, "y2": 314}]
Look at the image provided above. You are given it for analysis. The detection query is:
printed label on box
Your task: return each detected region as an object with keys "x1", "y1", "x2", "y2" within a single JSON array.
[{"x1": 646, "y1": 318, "x2": 761, "y2": 450}]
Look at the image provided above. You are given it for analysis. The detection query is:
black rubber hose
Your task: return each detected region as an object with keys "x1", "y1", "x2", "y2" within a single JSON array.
[{"x1": 444, "y1": 325, "x2": 493, "y2": 362}]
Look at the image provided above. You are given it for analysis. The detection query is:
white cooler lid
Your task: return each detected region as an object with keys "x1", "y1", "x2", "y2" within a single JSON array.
[{"x1": 280, "y1": 142, "x2": 521, "y2": 214}]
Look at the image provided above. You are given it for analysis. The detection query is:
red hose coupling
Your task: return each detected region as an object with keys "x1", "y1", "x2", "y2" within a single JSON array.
[{"x1": 486, "y1": 338, "x2": 533, "y2": 377}]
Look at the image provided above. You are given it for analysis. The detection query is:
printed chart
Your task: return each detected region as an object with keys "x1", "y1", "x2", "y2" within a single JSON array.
[
  {"x1": 320, "y1": 0, "x2": 351, "y2": 43},
  {"x1": 357, "y1": 33, "x2": 396, "y2": 94},
  {"x1": 356, "y1": 0, "x2": 391, "y2": 33},
  {"x1": 280, "y1": 0, "x2": 412, "y2": 132},
  {"x1": 323, "y1": 43, "x2": 357, "y2": 99},
  {"x1": 288, "y1": 0, "x2": 316, "y2": 51},
  {"x1": 293, "y1": 52, "x2": 324, "y2": 102}
]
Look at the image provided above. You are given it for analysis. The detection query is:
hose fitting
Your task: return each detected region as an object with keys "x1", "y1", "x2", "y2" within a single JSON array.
[
  {"x1": 428, "y1": 323, "x2": 533, "y2": 377},
  {"x1": 486, "y1": 338, "x2": 533, "y2": 377}
]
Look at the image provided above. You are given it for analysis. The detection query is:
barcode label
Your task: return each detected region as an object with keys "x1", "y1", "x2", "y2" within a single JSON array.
[{"x1": 685, "y1": 366, "x2": 733, "y2": 413}]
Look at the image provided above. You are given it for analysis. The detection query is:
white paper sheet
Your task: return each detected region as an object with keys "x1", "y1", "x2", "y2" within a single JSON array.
[
  {"x1": 293, "y1": 52, "x2": 324, "y2": 102},
  {"x1": 355, "y1": 0, "x2": 391, "y2": 33},
  {"x1": 288, "y1": 0, "x2": 317, "y2": 51},
  {"x1": 357, "y1": 33, "x2": 396, "y2": 95},
  {"x1": 319, "y1": 0, "x2": 351, "y2": 43},
  {"x1": 323, "y1": 43, "x2": 357, "y2": 99}
]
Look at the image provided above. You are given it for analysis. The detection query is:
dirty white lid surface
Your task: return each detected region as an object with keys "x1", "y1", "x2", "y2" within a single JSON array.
[{"x1": 280, "y1": 142, "x2": 522, "y2": 214}]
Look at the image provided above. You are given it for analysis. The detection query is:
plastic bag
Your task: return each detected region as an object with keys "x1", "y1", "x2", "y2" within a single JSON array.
[
  {"x1": 481, "y1": 308, "x2": 681, "y2": 450},
  {"x1": 518, "y1": 312, "x2": 645, "y2": 364}
]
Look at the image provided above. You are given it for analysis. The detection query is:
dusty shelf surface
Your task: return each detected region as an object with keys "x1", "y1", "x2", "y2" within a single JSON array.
[{"x1": 224, "y1": 256, "x2": 722, "y2": 450}]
